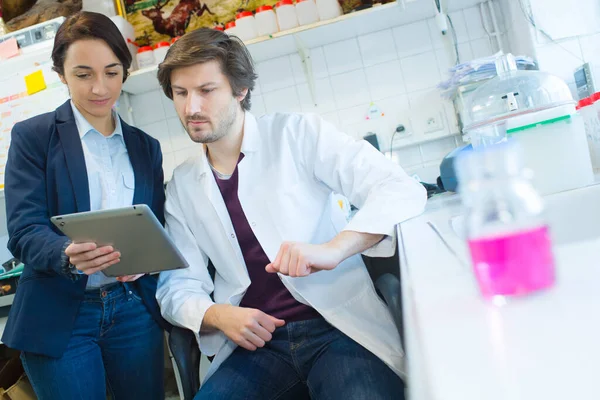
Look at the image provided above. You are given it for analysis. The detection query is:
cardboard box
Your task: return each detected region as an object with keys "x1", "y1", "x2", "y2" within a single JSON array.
[
  {"x1": 1, "y1": 374, "x2": 36, "y2": 400},
  {"x1": 0, "y1": 358, "x2": 36, "y2": 400}
]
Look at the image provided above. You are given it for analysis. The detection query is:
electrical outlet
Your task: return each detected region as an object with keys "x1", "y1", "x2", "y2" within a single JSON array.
[{"x1": 424, "y1": 112, "x2": 445, "y2": 133}]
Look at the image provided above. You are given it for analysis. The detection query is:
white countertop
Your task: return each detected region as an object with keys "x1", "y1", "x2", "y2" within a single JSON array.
[{"x1": 400, "y1": 183, "x2": 600, "y2": 400}]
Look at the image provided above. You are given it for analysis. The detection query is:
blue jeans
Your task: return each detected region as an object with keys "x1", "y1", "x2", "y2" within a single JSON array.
[
  {"x1": 21, "y1": 282, "x2": 164, "y2": 400},
  {"x1": 196, "y1": 317, "x2": 404, "y2": 400}
]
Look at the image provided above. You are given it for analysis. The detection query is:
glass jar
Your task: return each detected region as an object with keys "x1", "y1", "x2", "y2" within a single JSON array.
[{"x1": 457, "y1": 142, "x2": 556, "y2": 300}]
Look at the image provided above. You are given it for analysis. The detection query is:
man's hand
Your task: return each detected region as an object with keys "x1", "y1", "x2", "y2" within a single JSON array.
[
  {"x1": 265, "y1": 242, "x2": 343, "y2": 277},
  {"x1": 116, "y1": 274, "x2": 144, "y2": 282},
  {"x1": 203, "y1": 304, "x2": 285, "y2": 351},
  {"x1": 66, "y1": 242, "x2": 120, "y2": 275},
  {"x1": 266, "y1": 231, "x2": 385, "y2": 277}
]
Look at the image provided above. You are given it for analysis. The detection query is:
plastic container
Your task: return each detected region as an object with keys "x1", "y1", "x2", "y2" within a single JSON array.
[
  {"x1": 224, "y1": 21, "x2": 239, "y2": 37},
  {"x1": 508, "y1": 106, "x2": 592, "y2": 195},
  {"x1": 235, "y1": 11, "x2": 258, "y2": 41},
  {"x1": 578, "y1": 97, "x2": 595, "y2": 164},
  {"x1": 296, "y1": 0, "x2": 320, "y2": 26},
  {"x1": 579, "y1": 95, "x2": 600, "y2": 171},
  {"x1": 153, "y1": 41, "x2": 170, "y2": 64},
  {"x1": 592, "y1": 93, "x2": 600, "y2": 171},
  {"x1": 464, "y1": 53, "x2": 594, "y2": 195},
  {"x1": 136, "y1": 46, "x2": 155, "y2": 69},
  {"x1": 0, "y1": 11, "x2": 7, "y2": 37},
  {"x1": 255, "y1": 5, "x2": 279, "y2": 36},
  {"x1": 276, "y1": 0, "x2": 299, "y2": 31},
  {"x1": 457, "y1": 143, "x2": 556, "y2": 300},
  {"x1": 465, "y1": 54, "x2": 574, "y2": 141},
  {"x1": 83, "y1": 0, "x2": 117, "y2": 16},
  {"x1": 316, "y1": 0, "x2": 342, "y2": 20},
  {"x1": 110, "y1": 16, "x2": 137, "y2": 70}
]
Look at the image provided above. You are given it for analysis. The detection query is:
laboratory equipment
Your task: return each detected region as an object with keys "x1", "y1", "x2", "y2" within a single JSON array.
[
  {"x1": 457, "y1": 143, "x2": 556, "y2": 299},
  {"x1": 574, "y1": 62, "x2": 597, "y2": 100},
  {"x1": 463, "y1": 53, "x2": 593, "y2": 195}
]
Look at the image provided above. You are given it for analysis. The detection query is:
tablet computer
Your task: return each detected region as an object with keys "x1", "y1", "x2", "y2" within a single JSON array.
[{"x1": 51, "y1": 204, "x2": 188, "y2": 277}]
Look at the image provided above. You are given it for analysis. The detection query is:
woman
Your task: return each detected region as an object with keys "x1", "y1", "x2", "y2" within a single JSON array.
[{"x1": 2, "y1": 11, "x2": 169, "y2": 400}]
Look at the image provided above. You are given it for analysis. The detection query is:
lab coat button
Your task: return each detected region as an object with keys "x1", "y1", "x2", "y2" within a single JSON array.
[
  {"x1": 251, "y1": 222, "x2": 256, "y2": 227},
  {"x1": 231, "y1": 233, "x2": 235, "y2": 238}
]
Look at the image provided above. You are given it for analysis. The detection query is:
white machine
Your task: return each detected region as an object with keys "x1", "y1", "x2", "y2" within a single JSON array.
[
  {"x1": 0, "y1": 16, "x2": 64, "y2": 53},
  {"x1": 574, "y1": 62, "x2": 597, "y2": 100}
]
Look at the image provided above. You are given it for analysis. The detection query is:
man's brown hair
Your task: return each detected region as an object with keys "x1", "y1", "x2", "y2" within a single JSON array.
[{"x1": 157, "y1": 28, "x2": 257, "y2": 111}]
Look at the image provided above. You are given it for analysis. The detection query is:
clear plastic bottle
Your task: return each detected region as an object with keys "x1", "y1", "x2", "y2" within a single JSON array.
[
  {"x1": 588, "y1": 92, "x2": 600, "y2": 171},
  {"x1": 577, "y1": 97, "x2": 596, "y2": 169},
  {"x1": 456, "y1": 143, "x2": 556, "y2": 300}
]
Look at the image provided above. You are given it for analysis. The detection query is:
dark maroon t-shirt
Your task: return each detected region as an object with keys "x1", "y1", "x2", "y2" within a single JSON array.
[{"x1": 212, "y1": 157, "x2": 320, "y2": 322}]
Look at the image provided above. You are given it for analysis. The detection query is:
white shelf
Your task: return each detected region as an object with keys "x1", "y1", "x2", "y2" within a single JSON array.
[
  {"x1": 123, "y1": 2, "x2": 400, "y2": 95},
  {"x1": 244, "y1": 2, "x2": 397, "y2": 46}
]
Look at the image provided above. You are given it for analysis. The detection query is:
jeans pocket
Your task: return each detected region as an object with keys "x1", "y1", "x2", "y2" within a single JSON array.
[
  {"x1": 127, "y1": 287, "x2": 143, "y2": 302},
  {"x1": 130, "y1": 292, "x2": 143, "y2": 302}
]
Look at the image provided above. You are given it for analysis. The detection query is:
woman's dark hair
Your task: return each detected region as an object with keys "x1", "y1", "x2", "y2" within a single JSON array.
[
  {"x1": 52, "y1": 11, "x2": 132, "y2": 82},
  {"x1": 157, "y1": 28, "x2": 257, "y2": 111}
]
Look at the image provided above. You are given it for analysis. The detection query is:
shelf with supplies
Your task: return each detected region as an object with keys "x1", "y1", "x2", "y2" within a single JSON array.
[{"x1": 122, "y1": 2, "x2": 402, "y2": 95}]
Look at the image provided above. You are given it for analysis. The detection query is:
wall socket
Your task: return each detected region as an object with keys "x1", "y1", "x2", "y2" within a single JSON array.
[{"x1": 424, "y1": 112, "x2": 445, "y2": 133}]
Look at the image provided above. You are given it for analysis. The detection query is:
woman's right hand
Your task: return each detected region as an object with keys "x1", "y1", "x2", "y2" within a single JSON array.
[{"x1": 65, "y1": 243, "x2": 121, "y2": 275}]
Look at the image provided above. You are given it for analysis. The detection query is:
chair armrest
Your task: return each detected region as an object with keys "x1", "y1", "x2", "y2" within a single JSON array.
[
  {"x1": 374, "y1": 273, "x2": 404, "y2": 344},
  {"x1": 169, "y1": 326, "x2": 201, "y2": 400}
]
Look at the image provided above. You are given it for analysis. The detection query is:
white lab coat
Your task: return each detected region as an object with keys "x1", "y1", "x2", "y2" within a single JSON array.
[{"x1": 156, "y1": 112, "x2": 426, "y2": 382}]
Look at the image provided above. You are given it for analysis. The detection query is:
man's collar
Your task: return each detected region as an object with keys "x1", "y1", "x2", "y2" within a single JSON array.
[{"x1": 240, "y1": 111, "x2": 259, "y2": 153}]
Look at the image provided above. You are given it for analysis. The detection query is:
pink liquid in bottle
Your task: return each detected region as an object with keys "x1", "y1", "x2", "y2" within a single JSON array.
[{"x1": 468, "y1": 225, "x2": 555, "y2": 298}]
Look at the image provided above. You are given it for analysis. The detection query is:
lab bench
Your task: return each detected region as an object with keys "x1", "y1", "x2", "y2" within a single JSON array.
[{"x1": 399, "y1": 182, "x2": 600, "y2": 400}]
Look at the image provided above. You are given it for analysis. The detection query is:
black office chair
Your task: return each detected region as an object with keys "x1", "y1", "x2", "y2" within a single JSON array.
[{"x1": 168, "y1": 246, "x2": 404, "y2": 400}]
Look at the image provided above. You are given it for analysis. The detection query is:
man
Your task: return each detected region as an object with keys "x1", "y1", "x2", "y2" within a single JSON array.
[{"x1": 156, "y1": 28, "x2": 426, "y2": 400}]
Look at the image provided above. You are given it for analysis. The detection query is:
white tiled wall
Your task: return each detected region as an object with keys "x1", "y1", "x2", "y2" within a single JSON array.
[
  {"x1": 501, "y1": 0, "x2": 600, "y2": 99},
  {"x1": 534, "y1": 32, "x2": 600, "y2": 98},
  {"x1": 129, "y1": 4, "x2": 498, "y2": 183}
]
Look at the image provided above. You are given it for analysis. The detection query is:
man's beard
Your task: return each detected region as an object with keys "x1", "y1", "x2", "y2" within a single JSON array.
[{"x1": 183, "y1": 99, "x2": 239, "y2": 144}]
